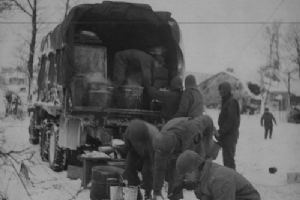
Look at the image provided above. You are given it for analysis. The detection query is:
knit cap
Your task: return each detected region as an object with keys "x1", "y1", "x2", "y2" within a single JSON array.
[{"x1": 176, "y1": 150, "x2": 205, "y2": 176}]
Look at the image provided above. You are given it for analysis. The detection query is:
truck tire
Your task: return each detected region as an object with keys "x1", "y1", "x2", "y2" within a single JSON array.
[
  {"x1": 48, "y1": 125, "x2": 67, "y2": 172},
  {"x1": 40, "y1": 128, "x2": 49, "y2": 161},
  {"x1": 29, "y1": 116, "x2": 39, "y2": 145},
  {"x1": 29, "y1": 126, "x2": 39, "y2": 145}
]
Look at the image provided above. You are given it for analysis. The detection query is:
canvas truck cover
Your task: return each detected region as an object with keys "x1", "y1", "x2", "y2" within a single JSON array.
[{"x1": 40, "y1": 1, "x2": 184, "y2": 87}]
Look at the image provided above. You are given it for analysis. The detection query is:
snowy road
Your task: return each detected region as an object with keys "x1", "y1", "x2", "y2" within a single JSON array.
[
  {"x1": 0, "y1": 118, "x2": 89, "y2": 200},
  {"x1": 1, "y1": 110, "x2": 300, "y2": 200}
]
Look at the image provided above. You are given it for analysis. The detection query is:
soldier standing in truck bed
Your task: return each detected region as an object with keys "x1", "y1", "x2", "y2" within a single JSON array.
[{"x1": 113, "y1": 47, "x2": 166, "y2": 88}]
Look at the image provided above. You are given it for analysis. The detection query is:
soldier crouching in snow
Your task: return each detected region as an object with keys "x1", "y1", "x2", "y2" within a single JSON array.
[
  {"x1": 122, "y1": 119, "x2": 161, "y2": 200},
  {"x1": 152, "y1": 115, "x2": 216, "y2": 200},
  {"x1": 175, "y1": 150, "x2": 261, "y2": 200}
]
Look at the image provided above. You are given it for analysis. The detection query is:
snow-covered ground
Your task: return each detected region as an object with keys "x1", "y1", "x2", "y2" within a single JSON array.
[
  {"x1": 206, "y1": 109, "x2": 300, "y2": 200},
  {"x1": 0, "y1": 109, "x2": 300, "y2": 200}
]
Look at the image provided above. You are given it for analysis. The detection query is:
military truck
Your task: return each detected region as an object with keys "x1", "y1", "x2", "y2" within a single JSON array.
[{"x1": 28, "y1": 1, "x2": 184, "y2": 171}]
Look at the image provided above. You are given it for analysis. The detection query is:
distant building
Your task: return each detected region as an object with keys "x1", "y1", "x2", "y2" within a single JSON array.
[
  {"x1": 267, "y1": 91, "x2": 289, "y2": 111},
  {"x1": 198, "y1": 71, "x2": 260, "y2": 113},
  {"x1": 1, "y1": 67, "x2": 27, "y2": 93},
  {"x1": 266, "y1": 79, "x2": 300, "y2": 111}
]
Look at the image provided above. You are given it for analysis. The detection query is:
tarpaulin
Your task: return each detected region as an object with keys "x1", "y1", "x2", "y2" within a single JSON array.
[{"x1": 39, "y1": 1, "x2": 184, "y2": 87}]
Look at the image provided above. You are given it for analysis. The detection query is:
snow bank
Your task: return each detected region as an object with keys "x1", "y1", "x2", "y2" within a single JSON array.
[{"x1": 1, "y1": 110, "x2": 300, "y2": 200}]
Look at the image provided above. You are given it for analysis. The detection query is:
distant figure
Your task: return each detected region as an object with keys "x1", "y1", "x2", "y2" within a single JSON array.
[
  {"x1": 260, "y1": 107, "x2": 277, "y2": 139},
  {"x1": 173, "y1": 75, "x2": 204, "y2": 118},
  {"x1": 147, "y1": 76, "x2": 183, "y2": 121},
  {"x1": 173, "y1": 150, "x2": 261, "y2": 200},
  {"x1": 12, "y1": 95, "x2": 21, "y2": 115},
  {"x1": 216, "y1": 82, "x2": 240, "y2": 170}
]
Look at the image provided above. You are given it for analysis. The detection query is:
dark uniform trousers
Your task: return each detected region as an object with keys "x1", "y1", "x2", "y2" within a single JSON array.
[
  {"x1": 264, "y1": 126, "x2": 273, "y2": 139},
  {"x1": 123, "y1": 149, "x2": 153, "y2": 196}
]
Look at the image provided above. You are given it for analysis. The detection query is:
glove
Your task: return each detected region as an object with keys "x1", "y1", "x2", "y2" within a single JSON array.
[{"x1": 214, "y1": 130, "x2": 221, "y2": 143}]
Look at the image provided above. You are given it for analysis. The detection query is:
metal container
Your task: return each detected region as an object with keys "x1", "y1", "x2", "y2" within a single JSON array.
[
  {"x1": 115, "y1": 85, "x2": 143, "y2": 109},
  {"x1": 88, "y1": 84, "x2": 113, "y2": 107},
  {"x1": 89, "y1": 89, "x2": 112, "y2": 107},
  {"x1": 90, "y1": 166, "x2": 124, "y2": 200}
]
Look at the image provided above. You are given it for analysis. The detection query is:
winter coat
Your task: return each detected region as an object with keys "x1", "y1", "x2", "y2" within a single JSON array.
[
  {"x1": 153, "y1": 115, "x2": 215, "y2": 195},
  {"x1": 174, "y1": 87, "x2": 204, "y2": 118},
  {"x1": 113, "y1": 49, "x2": 155, "y2": 87},
  {"x1": 123, "y1": 119, "x2": 161, "y2": 162},
  {"x1": 218, "y1": 94, "x2": 240, "y2": 144},
  {"x1": 194, "y1": 160, "x2": 261, "y2": 200},
  {"x1": 260, "y1": 111, "x2": 276, "y2": 128},
  {"x1": 123, "y1": 120, "x2": 161, "y2": 192}
]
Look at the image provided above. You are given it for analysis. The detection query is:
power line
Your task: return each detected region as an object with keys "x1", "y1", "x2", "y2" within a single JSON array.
[
  {"x1": 178, "y1": 21, "x2": 300, "y2": 25},
  {"x1": 232, "y1": 0, "x2": 287, "y2": 74},
  {"x1": 1, "y1": 21, "x2": 300, "y2": 25}
]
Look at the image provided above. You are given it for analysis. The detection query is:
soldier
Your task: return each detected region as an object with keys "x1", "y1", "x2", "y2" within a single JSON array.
[
  {"x1": 112, "y1": 48, "x2": 167, "y2": 108},
  {"x1": 113, "y1": 47, "x2": 166, "y2": 88},
  {"x1": 175, "y1": 150, "x2": 261, "y2": 200},
  {"x1": 152, "y1": 115, "x2": 216, "y2": 200},
  {"x1": 216, "y1": 82, "x2": 240, "y2": 170},
  {"x1": 174, "y1": 74, "x2": 204, "y2": 118},
  {"x1": 122, "y1": 119, "x2": 161, "y2": 200},
  {"x1": 260, "y1": 107, "x2": 277, "y2": 139}
]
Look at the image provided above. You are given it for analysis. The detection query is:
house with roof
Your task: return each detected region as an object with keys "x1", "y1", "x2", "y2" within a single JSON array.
[
  {"x1": 266, "y1": 78, "x2": 300, "y2": 111},
  {"x1": 1, "y1": 67, "x2": 27, "y2": 93},
  {"x1": 198, "y1": 71, "x2": 261, "y2": 113}
]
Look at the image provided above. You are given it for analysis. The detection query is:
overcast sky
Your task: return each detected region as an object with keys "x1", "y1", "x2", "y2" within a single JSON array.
[{"x1": 1, "y1": 0, "x2": 300, "y2": 82}]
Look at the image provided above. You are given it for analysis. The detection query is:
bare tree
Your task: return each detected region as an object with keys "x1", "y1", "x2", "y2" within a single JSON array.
[
  {"x1": 284, "y1": 25, "x2": 300, "y2": 79},
  {"x1": 0, "y1": 0, "x2": 37, "y2": 100},
  {"x1": 63, "y1": 0, "x2": 84, "y2": 19},
  {"x1": 259, "y1": 22, "x2": 282, "y2": 113},
  {"x1": 277, "y1": 24, "x2": 300, "y2": 109},
  {"x1": 64, "y1": 0, "x2": 70, "y2": 18},
  {"x1": 0, "y1": 0, "x2": 13, "y2": 13}
]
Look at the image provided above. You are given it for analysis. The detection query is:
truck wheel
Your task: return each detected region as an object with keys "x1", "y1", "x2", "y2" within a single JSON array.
[
  {"x1": 48, "y1": 125, "x2": 67, "y2": 172},
  {"x1": 29, "y1": 126, "x2": 39, "y2": 145},
  {"x1": 29, "y1": 117, "x2": 39, "y2": 145},
  {"x1": 40, "y1": 128, "x2": 49, "y2": 161}
]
